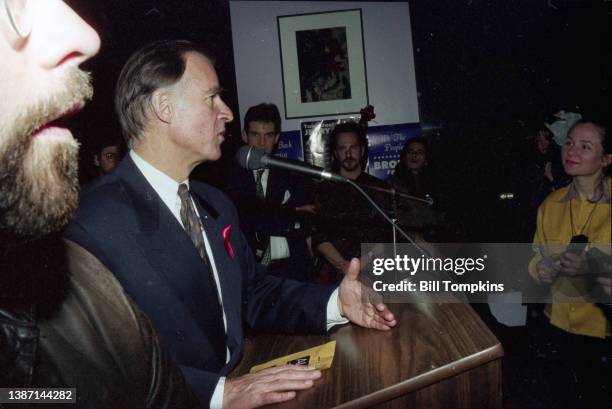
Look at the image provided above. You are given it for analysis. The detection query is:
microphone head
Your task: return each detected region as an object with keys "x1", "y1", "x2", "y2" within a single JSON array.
[{"x1": 236, "y1": 145, "x2": 266, "y2": 170}]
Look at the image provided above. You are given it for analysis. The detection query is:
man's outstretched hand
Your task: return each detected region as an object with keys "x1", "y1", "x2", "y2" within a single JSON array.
[
  {"x1": 338, "y1": 258, "x2": 397, "y2": 330},
  {"x1": 223, "y1": 365, "x2": 321, "y2": 409},
  {"x1": 223, "y1": 259, "x2": 395, "y2": 408}
]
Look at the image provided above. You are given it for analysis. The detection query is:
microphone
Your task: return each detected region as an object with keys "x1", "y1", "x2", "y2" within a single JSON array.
[
  {"x1": 235, "y1": 145, "x2": 347, "y2": 182},
  {"x1": 235, "y1": 145, "x2": 429, "y2": 256}
]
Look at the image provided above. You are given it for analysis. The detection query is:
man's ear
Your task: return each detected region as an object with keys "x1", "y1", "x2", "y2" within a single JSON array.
[
  {"x1": 151, "y1": 89, "x2": 172, "y2": 124},
  {"x1": 241, "y1": 129, "x2": 248, "y2": 144},
  {"x1": 93, "y1": 155, "x2": 100, "y2": 167},
  {"x1": 274, "y1": 133, "x2": 280, "y2": 145}
]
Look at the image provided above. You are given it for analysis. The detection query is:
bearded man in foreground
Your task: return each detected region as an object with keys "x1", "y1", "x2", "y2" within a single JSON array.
[{"x1": 0, "y1": 1, "x2": 197, "y2": 407}]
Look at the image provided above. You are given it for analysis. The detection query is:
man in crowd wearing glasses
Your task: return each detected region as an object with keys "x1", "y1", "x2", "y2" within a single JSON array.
[{"x1": 0, "y1": 1, "x2": 198, "y2": 407}]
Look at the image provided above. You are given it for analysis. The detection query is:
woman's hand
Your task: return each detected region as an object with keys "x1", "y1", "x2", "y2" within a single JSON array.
[
  {"x1": 536, "y1": 258, "x2": 559, "y2": 284},
  {"x1": 557, "y1": 250, "x2": 589, "y2": 276}
]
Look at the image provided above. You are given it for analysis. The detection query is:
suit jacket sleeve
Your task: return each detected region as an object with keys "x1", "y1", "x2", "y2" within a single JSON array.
[
  {"x1": 62, "y1": 240, "x2": 202, "y2": 409},
  {"x1": 65, "y1": 220, "x2": 221, "y2": 407},
  {"x1": 65, "y1": 169, "x2": 334, "y2": 407},
  {"x1": 229, "y1": 206, "x2": 334, "y2": 334}
]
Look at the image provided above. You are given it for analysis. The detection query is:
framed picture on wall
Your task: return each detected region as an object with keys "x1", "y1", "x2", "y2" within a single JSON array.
[{"x1": 277, "y1": 9, "x2": 369, "y2": 119}]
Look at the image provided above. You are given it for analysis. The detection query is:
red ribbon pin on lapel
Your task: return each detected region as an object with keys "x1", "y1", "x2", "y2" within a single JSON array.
[{"x1": 222, "y1": 224, "x2": 235, "y2": 259}]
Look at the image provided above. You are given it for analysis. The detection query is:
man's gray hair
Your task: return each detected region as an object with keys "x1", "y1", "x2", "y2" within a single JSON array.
[{"x1": 114, "y1": 39, "x2": 212, "y2": 147}]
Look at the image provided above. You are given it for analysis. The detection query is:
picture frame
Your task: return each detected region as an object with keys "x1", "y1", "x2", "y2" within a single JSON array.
[{"x1": 277, "y1": 9, "x2": 369, "y2": 119}]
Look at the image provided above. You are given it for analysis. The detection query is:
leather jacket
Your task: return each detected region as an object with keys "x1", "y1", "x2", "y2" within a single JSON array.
[{"x1": 0, "y1": 238, "x2": 200, "y2": 409}]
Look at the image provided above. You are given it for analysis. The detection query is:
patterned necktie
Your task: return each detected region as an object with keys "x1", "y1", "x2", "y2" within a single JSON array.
[
  {"x1": 255, "y1": 169, "x2": 265, "y2": 200},
  {"x1": 177, "y1": 184, "x2": 225, "y2": 359},
  {"x1": 253, "y1": 170, "x2": 271, "y2": 265},
  {"x1": 178, "y1": 183, "x2": 211, "y2": 267}
]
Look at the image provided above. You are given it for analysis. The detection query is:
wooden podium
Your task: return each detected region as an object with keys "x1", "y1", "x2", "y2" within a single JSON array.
[{"x1": 232, "y1": 303, "x2": 503, "y2": 408}]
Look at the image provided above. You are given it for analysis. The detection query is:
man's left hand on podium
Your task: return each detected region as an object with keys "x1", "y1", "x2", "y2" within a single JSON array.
[{"x1": 338, "y1": 258, "x2": 397, "y2": 331}]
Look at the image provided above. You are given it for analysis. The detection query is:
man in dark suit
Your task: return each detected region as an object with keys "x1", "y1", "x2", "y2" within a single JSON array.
[
  {"x1": 65, "y1": 40, "x2": 396, "y2": 409},
  {"x1": 225, "y1": 103, "x2": 315, "y2": 282}
]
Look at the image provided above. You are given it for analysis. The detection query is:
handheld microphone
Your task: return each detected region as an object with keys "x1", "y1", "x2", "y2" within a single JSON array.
[{"x1": 235, "y1": 145, "x2": 347, "y2": 183}]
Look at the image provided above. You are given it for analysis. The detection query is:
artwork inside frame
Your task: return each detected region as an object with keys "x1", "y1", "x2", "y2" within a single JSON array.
[{"x1": 277, "y1": 9, "x2": 369, "y2": 119}]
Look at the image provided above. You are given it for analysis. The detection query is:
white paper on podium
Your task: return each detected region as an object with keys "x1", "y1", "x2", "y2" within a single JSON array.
[{"x1": 487, "y1": 291, "x2": 527, "y2": 327}]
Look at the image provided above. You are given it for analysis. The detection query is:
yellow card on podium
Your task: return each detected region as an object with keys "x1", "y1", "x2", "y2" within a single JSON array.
[{"x1": 249, "y1": 341, "x2": 336, "y2": 374}]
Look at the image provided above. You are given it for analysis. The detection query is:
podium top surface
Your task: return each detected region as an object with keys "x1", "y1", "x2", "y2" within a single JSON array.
[{"x1": 232, "y1": 303, "x2": 503, "y2": 409}]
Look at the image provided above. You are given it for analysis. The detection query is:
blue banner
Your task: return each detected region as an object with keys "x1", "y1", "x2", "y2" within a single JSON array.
[
  {"x1": 276, "y1": 130, "x2": 304, "y2": 160},
  {"x1": 367, "y1": 123, "x2": 421, "y2": 179},
  {"x1": 277, "y1": 122, "x2": 421, "y2": 175}
]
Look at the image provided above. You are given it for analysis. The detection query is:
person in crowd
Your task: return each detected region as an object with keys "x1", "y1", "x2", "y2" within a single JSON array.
[
  {"x1": 386, "y1": 136, "x2": 444, "y2": 241},
  {"x1": 0, "y1": 2, "x2": 198, "y2": 407},
  {"x1": 520, "y1": 126, "x2": 570, "y2": 239},
  {"x1": 529, "y1": 119, "x2": 611, "y2": 408},
  {"x1": 387, "y1": 137, "x2": 433, "y2": 197},
  {"x1": 65, "y1": 40, "x2": 397, "y2": 409},
  {"x1": 224, "y1": 103, "x2": 315, "y2": 282},
  {"x1": 93, "y1": 138, "x2": 124, "y2": 176},
  {"x1": 313, "y1": 122, "x2": 393, "y2": 282}
]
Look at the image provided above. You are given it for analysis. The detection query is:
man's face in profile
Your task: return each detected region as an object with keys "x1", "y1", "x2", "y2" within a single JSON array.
[
  {"x1": 166, "y1": 52, "x2": 234, "y2": 165},
  {"x1": 0, "y1": 0, "x2": 100, "y2": 239}
]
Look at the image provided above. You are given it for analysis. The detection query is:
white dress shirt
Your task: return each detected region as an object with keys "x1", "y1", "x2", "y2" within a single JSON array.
[
  {"x1": 130, "y1": 150, "x2": 346, "y2": 409},
  {"x1": 253, "y1": 168, "x2": 290, "y2": 260}
]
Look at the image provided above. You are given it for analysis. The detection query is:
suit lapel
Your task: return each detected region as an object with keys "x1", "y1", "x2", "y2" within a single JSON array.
[
  {"x1": 267, "y1": 168, "x2": 287, "y2": 205},
  {"x1": 242, "y1": 166, "x2": 257, "y2": 196},
  {"x1": 115, "y1": 158, "x2": 215, "y2": 310},
  {"x1": 190, "y1": 184, "x2": 243, "y2": 358}
]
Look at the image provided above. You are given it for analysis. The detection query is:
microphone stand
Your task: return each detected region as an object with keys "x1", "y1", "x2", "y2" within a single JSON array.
[
  {"x1": 343, "y1": 178, "x2": 431, "y2": 257},
  {"x1": 237, "y1": 144, "x2": 430, "y2": 256},
  {"x1": 360, "y1": 183, "x2": 434, "y2": 206},
  {"x1": 391, "y1": 187, "x2": 398, "y2": 258}
]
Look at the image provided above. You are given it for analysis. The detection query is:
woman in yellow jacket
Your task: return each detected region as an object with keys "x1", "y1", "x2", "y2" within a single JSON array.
[{"x1": 530, "y1": 120, "x2": 611, "y2": 408}]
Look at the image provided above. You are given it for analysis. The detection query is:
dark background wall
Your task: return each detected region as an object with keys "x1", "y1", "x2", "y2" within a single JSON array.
[
  {"x1": 69, "y1": 0, "x2": 610, "y2": 240},
  {"x1": 408, "y1": 0, "x2": 610, "y2": 240},
  {"x1": 411, "y1": 0, "x2": 609, "y2": 125}
]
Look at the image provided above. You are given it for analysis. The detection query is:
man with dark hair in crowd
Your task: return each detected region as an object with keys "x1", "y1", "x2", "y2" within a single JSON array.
[
  {"x1": 313, "y1": 122, "x2": 393, "y2": 281},
  {"x1": 93, "y1": 137, "x2": 124, "y2": 176},
  {"x1": 225, "y1": 103, "x2": 315, "y2": 282},
  {"x1": 66, "y1": 40, "x2": 396, "y2": 409},
  {"x1": 0, "y1": 2, "x2": 198, "y2": 407}
]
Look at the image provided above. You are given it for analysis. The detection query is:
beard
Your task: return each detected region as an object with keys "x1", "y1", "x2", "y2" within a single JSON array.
[
  {"x1": 341, "y1": 158, "x2": 361, "y2": 172},
  {"x1": 0, "y1": 68, "x2": 93, "y2": 241}
]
